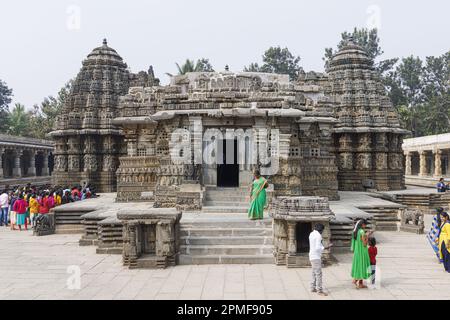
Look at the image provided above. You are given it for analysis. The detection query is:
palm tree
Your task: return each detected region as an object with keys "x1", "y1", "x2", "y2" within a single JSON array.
[
  {"x1": 176, "y1": 59, "x2": 197, "y2": 75},
  {"x1": 7, "y1": 103, "x2": 30, "y2": 136},
  {"x1": 166, "y1": 58, "x2": 215, "y2": 77}
]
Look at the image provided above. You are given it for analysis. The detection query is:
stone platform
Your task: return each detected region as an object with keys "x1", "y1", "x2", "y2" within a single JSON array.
[
  {"x1": 375, "y1": 186, "x2": 450, "y2": 213},
  {"x1": 1, "y1": 214, "x2": 448, "y2": 300},
  {"x1": 49, "y1": 190, "x2": 423, "y2": 266}
]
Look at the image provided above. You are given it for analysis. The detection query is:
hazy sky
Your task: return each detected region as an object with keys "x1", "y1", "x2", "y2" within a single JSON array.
[{"x1": 1, "y1": 0, "x2": 449, "y2": 108}]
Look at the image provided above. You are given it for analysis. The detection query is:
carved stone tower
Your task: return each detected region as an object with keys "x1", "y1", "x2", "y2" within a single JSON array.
[
  {"x1": 327, "y1": 38, "x2": 408, "y2": 191},
  {"x1": 50, "y1": 39, "x2": 130, "y2": 192}
]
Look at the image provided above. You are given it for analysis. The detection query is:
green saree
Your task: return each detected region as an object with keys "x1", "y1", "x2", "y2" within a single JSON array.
[
  {"x1": 351, "y1": 228, "x2": 371, "y2": 280},
  {"x1": 248, "y1": 177, "x2": 267, "y2": 220}
]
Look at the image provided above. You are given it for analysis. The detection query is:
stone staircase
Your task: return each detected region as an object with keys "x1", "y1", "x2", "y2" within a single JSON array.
[
  {"x1": 179, "y1": 216, "x2": 274, "y2": 265},
  {"x1": 360, "y1": 206, "x2": 401, "y2": 231},
  {"x1": 179, "y1": 186, "x2": 274, "y2": 265},
  {"x1": 202, "y1": 187, "x2": 250, "y2": 214}
]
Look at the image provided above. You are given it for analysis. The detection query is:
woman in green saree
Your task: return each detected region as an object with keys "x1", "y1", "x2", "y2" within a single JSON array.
[
  {"x1": 248, "y1": 170, "x2": 268, "y2": 220},
  {"x1": 351, "y1": 219, "x2": 372, "y2": 289}
]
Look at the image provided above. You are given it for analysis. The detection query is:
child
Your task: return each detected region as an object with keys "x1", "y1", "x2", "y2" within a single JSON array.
[{"x1": 368, "y1": 237, "x2": 377, "y2": 285}]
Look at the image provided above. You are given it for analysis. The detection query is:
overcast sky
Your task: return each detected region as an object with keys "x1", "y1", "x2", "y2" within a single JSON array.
[{"x1": 1, "y1": 0, "x2": 449, "y2": 108}]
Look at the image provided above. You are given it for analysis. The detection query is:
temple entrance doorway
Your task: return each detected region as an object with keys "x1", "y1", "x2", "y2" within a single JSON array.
[
  {"x1": 217, "y1": 139, "x2": 239, "y2": 188},
  {"x1": 296, "y1": 222, "x2": 312, "y2": 254}
]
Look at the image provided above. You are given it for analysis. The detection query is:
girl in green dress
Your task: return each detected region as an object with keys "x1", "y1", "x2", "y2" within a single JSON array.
[
  {"x1": 351, "y1": 219, "x2": 373, "y2": 289},
  {"x1": 248, "y1": 170, "x2": 268, "y2": 220}
]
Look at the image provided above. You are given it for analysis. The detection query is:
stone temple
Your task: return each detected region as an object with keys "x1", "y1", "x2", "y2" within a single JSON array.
[
  {"x1": 47, "y1": 37, "x2": 413, "y2": 268},
  {"x1": 50, "y1": 38, "x2": 408, "y2": 202}
]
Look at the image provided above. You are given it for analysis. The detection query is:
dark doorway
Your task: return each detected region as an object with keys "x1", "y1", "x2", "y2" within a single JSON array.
[
  {"x1": 296, "y1": 223, "x2": 312, "y2": 254},
  {"x1": 217, "y1": 139, "x2": 239, "y2": 187}
]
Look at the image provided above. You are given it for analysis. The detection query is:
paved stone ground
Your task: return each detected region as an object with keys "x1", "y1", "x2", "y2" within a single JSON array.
[{"x1": 0, "y1": 215, "x2": 449, "y2": 300}]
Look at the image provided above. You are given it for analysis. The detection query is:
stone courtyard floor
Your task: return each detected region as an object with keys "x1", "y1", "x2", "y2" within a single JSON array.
[{"x1": 0, "y1": 218, "x2": 449, "y2": 300}]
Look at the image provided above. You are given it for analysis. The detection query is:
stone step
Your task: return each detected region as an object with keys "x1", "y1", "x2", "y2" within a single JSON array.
[
  {"x1": 180, "y1": 227, "x2": 272, "y2": 237},
  {"x1": 205, "y1": 197, "x2": 249, "y2": 203},
  {"x1": 179, "y1": 254, "x2": 275, "y2": 265},
  {"x1": 202, "y1": 206, "x2": 248, "y2": 214},
  {"x1": 180, "y1": 244, "x2": 273, "y2": 256},
  {"x1": 204, "y1": 201, "x2": 248, "y2": 207},
  {"x1": 181, "y1": 219, "x2": 272, "y2": 229},
  {"x1": 181, "y1": 236, "x2": 273, "y2": 246}
]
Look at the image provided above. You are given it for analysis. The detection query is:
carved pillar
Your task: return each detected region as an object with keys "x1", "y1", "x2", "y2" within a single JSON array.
[
  {"x1": 42, "y1": 151, "x2": 49, "y2": 176},
  {"x1": 405, "y1": 152, "x2": 412, "y2": 175},
  {"x1": 434, "y1": 149, "x2": 442, "y2": 177},
  {"x1": 28, "y1": 150, "x2": 37, "y2": 176},
  {"x1": 13, "y1": 149, "x2": 23, "y2": 177},
  {"x1": 419, "y1": 150, "x2": 427, "y2": 177},
  {"x1": 190, "y1": 117, "x2": 203, "y2": 166},
  {"x1": 287, "y1": 221, "x2": 297, "y2": 256}
]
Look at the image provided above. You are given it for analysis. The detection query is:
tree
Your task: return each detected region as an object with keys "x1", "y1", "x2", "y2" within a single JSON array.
[
  {"x1": 0, "y1": 80, "x2": 13, "y2": 132},
  {"x1": 28, "y1": 80, "x2": 73, "y2": 139},
  {"x1": 420, "y1": 51, "x2": 450, "y2": 135},
  {"x1": 244, "y1": 46, "x2": 302, "y2": 81},
  {"x1": 6, "y1": 103, "x2": 30, "y2": 136},
  {"x1": 386, "y1": 51, "x2": 449, "y2": 137},
  {"x1": 170, "y1": 58, "x2": 215, "y2": 76}
]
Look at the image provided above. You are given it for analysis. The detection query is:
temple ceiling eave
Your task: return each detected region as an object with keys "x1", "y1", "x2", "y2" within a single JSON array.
[
  {"x1": 113, "y1": 108, "x2": 306, "y2": 123},
  {"x1": 332, "y1": 127, "x2": 410, "y2": 134},
  {"x1": 48, "y1": 129, "x2": 123, "y2": 137}
]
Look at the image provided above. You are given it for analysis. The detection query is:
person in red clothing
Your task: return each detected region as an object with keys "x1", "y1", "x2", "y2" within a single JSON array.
[
  {"x1": 12, "y1": 194, "x2": 28, "y2": 231},
  {"x1": 38, "y1": 192, "x2": 50, "y2": 214},
  {"x1": 368, "y1": 237, "x2": 378, "y2": 285}
]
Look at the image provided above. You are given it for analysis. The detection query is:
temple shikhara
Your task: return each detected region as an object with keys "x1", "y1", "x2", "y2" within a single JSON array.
[{"x1": 50, "y1": 38, "x2": 408, "y2": 203}]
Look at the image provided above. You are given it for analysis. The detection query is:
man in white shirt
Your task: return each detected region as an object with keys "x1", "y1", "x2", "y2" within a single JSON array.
[
  {"x1": 0, "y1": 190, "x2": 9, "y2": 227},
  {"x1": 309, "y1": 223, "x2": 332, "y2": 296}
]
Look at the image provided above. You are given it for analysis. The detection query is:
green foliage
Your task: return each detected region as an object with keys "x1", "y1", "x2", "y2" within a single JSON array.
[
  {"x1": 6, "y1": 103, "x2": 29, "y2": 136},
  {"x1": 2, "y1": 80, "x2": 72, "y2": 139},
  {"x1": 0, "y1": 80, "x2": 13, "y2": 132},
  {"x1": 387, "y1": 52, "x2": 449, "y2": 136},
  {"x1": 244, "y1": 46, "x2": 302, "y2": 81},
  {"x1": 28, "y1": 80, "x2": 73, "y2": 139},
  {"x1": 173, "y1": 58, "x2": 215, "y2": 75}
]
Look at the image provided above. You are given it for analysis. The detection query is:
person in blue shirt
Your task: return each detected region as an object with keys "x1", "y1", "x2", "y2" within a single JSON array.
[{"x1": 437, "y1": 178, "x2": 447, "y2": 193}]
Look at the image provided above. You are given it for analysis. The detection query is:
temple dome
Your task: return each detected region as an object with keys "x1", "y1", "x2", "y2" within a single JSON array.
[
  {"x1": 84, "y1": 39, "x2": 126, "y2": 67},
  {"x1": 327, "y1": 37, "x2": 374, "y2": 72}
]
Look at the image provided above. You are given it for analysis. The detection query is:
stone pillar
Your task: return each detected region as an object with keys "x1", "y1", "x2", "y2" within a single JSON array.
[
  {"x1": 13, "y1": 149, "x2": 23, "y2": 177},
  {"x1": 287, "y1": 221, "x2": 297, "y2": 256},
  {"x1": 434, "y1": 149, "x2": 442, "y2": 177},
  {"x1": 42, "y1": 151, "x2": 49, "y2": 176},
  {"x1": 190, "y1": 117, "x2": 203, "y2": 166},
  {"x1": 405, "y1": 151, "x2": 412, "y2": 176},
  {"x1": 419, "y1": 150, "x2": 427, "y2": 177},
  {"x1": 28, "y1": 150, "x2": 37, "y2": 176}
]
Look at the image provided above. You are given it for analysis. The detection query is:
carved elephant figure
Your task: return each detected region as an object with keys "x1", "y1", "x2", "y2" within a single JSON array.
[{"x1": 402, "y1": 209, "x2": 424, "y2": 226}]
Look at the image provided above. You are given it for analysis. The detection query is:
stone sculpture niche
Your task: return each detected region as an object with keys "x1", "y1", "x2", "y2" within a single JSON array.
[
  {"x1": 271, "y1": 196, "x2": 335, "y2": 268},
  {"x1": 118, "y1": 208, "x2": 182, "y2": 269}
]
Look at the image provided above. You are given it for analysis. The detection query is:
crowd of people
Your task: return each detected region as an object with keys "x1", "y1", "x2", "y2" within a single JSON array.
[{"x1": 0, "y1": 183, "x2": 96, "y2": 231}]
